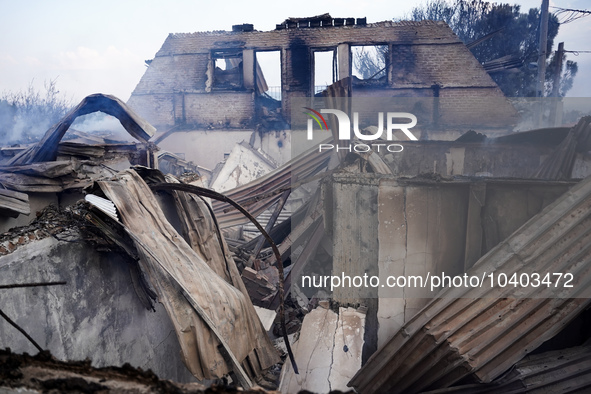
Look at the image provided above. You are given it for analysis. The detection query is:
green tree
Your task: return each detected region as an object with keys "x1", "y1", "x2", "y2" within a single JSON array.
[{"x1": 405, "y1": 0, "x2": 578, "y2": 97}]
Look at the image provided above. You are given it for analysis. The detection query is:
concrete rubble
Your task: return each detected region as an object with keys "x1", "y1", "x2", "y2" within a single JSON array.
[
  {"x1": 279, "y1": 304, "x2": 366, "y2": 393},
  {"x1": 0, "y1": 347, "x2": 277, "y2": 393},
  {"x1": 1, "y1": 13, "x2": 591, "y2": 394}
]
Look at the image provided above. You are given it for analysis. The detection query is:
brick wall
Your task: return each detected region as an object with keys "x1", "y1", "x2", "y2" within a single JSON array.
[
  {"x1": 132, "y1": 53, "x2": 209, "y2": 94},
  {"x1": 127, "y1": 91, "x2": 254, "y2": 130},
  {"x1": 439, "y1": 88, "x2": 518, "y2": 127},
  {"x1": 155, "y1": 21, "x2": 459, "y2": 57},
  {"x1": 127, "y1": 94, "x2": 174, "y2": 127},
  {"x1": 128, "y1": 20, "x2": 515, "y2": 132},
  {"x1": 183, "y1": 92, "x2": 254, "y2": 127},
  {"x1": 390, "y1": 43, "x2": 497, "y2": 88}
]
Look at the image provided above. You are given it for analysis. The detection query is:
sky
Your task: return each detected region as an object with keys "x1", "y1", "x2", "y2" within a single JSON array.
[{"x1": 1, "y1": 0, "x2": 590, "y2": 103}]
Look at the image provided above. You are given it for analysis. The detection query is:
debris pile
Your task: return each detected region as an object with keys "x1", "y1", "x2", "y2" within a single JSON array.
[
  {"x1": 2, "y1": 14, "x2": 591, "y2": 394},
  {"x1": 0, "y1": 347, "x2": 276, "y2": 394}
]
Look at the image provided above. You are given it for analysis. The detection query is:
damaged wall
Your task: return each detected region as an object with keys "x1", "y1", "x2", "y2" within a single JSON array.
[
  {"x1": 129, "y1": 20, "x2": 511, "y2": 130},
  {"x1": 157, "y1": 130, "x2": 252, "y2": 170},
  {"x1": 0, "y1": 236, "x2": 197, "y2": 383},
  {"x1": 209, "y1": 141, "x2": 277, "y2": 192},
  {"x1": 128, "y1": 19, "x2": 516, "y2": 167},
  {"x1": 376, "y1": 179, "x2": 469, "y2": 348},
  {"x1": 0, "y1": 93, "x2": 159, "y2": 233},
  {"x1": 0, "y1": 192, "x2": 58, "y2": 233},
  {"x1": 380, "y1": 140, "x2": 557, "y2": 178},
  {"x1": 326, "y1": 175, "x2": 379, "y2": 362},
  {"x1": 349, "y1": 172, "x2": 591, "y2": 393},
  {"x1": 321, "y1": 173, "x2": 577, "y2": 351}
]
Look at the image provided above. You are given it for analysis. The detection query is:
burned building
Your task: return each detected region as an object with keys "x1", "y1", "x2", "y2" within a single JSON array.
[
  {"x1": 128, "y1": 15, "x2": 517, "y2": 169},
  {"x1": 3, "y1": 13, "x2": 591, "y2": 394}
]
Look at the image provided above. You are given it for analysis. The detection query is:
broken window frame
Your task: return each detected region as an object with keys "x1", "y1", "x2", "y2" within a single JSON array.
[
  {"x1": 210, "y1": 49, "x2": 244, "y2": 91},
  {"x1": 254, "y1": 49, "x2": 282, "y2": 101},
  {"x1": 350, "y1": 44, "x2": 389, "y2": 87},
  {"x1": 312, "y1": 47, "x2": 338, "y2": 96}
]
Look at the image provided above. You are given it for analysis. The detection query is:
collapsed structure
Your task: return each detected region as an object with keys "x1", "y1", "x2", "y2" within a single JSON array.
[{"x1": 2, "y1": 14, "x2": 591, "y2": 394}]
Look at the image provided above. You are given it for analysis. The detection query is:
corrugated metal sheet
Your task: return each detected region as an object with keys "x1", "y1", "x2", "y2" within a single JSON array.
[
  {"x1": 0, "y1": 189, "x2": 29, "y2": 217},
  {"x1": 212, "y1": 144, "x2": 331, "y2": 228},
  {"x1": 243, "y1": 210, "x2": 291, "y2": 234},
  {"x1": 97, "y1": 169, "x2": 278, "y2": 384},
  {"x1": 534, "y1": 117, "x2": 591, "y2": 180},
  {"x1": 8, "y1": 93, "x2": 155, "y2": 166},
  {"x1": 421, "y1": 344, "x2": 591, "y2": 393},
  {"x1": 349, "y1": 175, "x2": 591, "y2": 394}
]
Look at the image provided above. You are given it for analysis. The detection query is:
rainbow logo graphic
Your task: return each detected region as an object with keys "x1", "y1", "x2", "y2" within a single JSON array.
[{"x1": 303, "y1": 107, "x2": 328, "y2": 130}]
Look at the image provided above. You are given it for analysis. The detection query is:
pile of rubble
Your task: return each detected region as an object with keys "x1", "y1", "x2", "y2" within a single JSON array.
[
  {"x1": 0, "y1": 347, "x2": 275, "y2": 394},
  {"x1": 1, "y1": 86, "x2": 591, "y2": 394}
]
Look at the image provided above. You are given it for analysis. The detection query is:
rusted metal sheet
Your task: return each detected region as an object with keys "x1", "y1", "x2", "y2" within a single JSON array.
[
  {"x1": 269, "y1": 219, "x2": 324, "y2": 310},
  {"x1": 0, "y1": 141, "x2": 156, "y2": 194},
  {"x1": 241, "y1": 266, "x2": 277, "y2": 307},
  {"x1": 157, "y1": 150, "x2": 200, "y2": 176},
  {"x1": 349, "y1": 174, "x2": 591, "y2": 393},
  {"x1": 263, "y1": 203, "x2": 324, "y2": 267},
  {"x1": 0, "y1": 158, "x2": 123, "y2": 192},
  {"x1": 96, "y1": 169, "x2": 278, "y2": 384},
  {"x1": 249, "y1": 189, "x2": 291, "y2": 269}
]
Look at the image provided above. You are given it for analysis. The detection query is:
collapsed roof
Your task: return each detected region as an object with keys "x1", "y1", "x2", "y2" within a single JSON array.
[
  {"x1": 9, "y1": 93, "x2": 155, "y2": 166},
  {"x1": 1, "y1": 14, "x2": 591, "y2": 394}
]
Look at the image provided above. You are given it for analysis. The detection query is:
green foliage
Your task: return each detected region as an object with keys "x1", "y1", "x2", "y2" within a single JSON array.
[{"x1": 405, "y1": 0, "x2": 577, "y2": 97}]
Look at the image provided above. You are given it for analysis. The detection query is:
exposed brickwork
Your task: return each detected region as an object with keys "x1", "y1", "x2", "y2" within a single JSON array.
[
  {"x1": 183, "y1": 92, "x2": 254, "y2": 127},
  {"x1": 390, "y1": 43, "x2": 497, "y2": 88},
  {"x1": 0, "y1": 204, "x2": 85, "y2": 257},
  {"x1": 133, "y1": 54, "x2": 209, "y2": 94},
  {"x1": 0, "y1": 229, "x2": 49, "y2": 256},
  {"x1": 439, "y1": 88, "x2": 518, "y2": 127},
  {"x1": 156, "y1": 21, "x2": 459, "y2": 57},
  {"x1": 127, "y1": 94, "x2": 175, "y2": 126},
  {"x1": 128, "y1": 19, "x2": 516, "y2": 131}
]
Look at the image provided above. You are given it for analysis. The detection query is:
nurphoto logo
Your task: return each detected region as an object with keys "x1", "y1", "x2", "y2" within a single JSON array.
[{"x1": 304, "y1": 107, "x2": 418, "y2": 152}]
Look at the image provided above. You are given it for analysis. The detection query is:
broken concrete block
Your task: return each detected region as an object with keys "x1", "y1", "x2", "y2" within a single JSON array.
[
  {"x1": 279, "y1": 306, "x2": 365, "y2": 393},
  {"x1": 0, "y1": 236, "x2": 196, "y2": 383},
  {"x1": 253, "y1": 305, "x2": 277, "y2": 332}
]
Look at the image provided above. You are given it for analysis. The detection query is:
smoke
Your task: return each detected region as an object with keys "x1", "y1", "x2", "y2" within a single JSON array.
[
  {"x1": 0, "y1": 79, "x2": 134, "y2": 145},
  {"x1": 0, "y1": 78, "x2": 72, "y2": 145},
  {"x1": 510, "y1": 97, "x2": 591, "y2": 131},
  {"x1": 69, "y1": 112, "x2": 133, "y2": 142}
]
